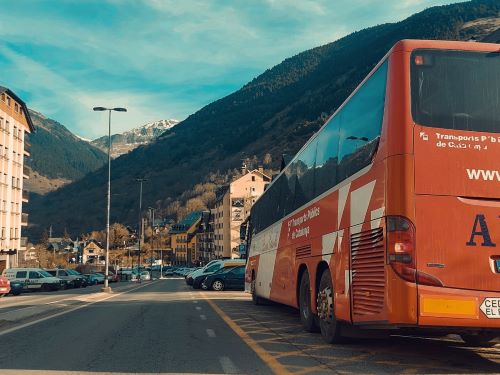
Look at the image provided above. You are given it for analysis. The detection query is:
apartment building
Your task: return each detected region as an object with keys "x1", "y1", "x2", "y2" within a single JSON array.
[
  {"x1": 170, "y1": 211, "x2": 203, "y2": 266},
  {"x1": 213, "y1": 168, "x2": 271, "y2": 259},
  {"x1": 0, "y1": 87, "x2": 34, "y2": 272}
]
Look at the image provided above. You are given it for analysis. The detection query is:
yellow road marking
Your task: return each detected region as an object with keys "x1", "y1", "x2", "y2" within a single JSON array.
[{"x1": 202, "y1": 294, "x2": 291, "y2": 375}]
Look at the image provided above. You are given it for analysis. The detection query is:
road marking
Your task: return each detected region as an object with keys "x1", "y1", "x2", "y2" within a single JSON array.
[
  {"x1": 0, "y1": 281, "x2": 158, "y2": 337},
  {"x1": 200, "y1": 314, "x2": 207, "y2": 320},
  {"x1": 196, "y1": 306, "x2": 202, "y2": 310},
  {"x1": 203, "y1": 293, "x2": 291, "y2": 375},
  {"x1": 206, "y1": 328, "x2": 216, "y2": 338},
  {"x1": 193, "y1": 300, "x2": 198, "y2": 304},
  {"x1": 219, "y1": 356, "x2": 239, "y2": 374}
]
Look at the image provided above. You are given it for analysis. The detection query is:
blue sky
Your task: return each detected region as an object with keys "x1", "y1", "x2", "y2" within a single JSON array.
[{"x1": 0, "y1": 0, "x2": 465, "y2": 139}]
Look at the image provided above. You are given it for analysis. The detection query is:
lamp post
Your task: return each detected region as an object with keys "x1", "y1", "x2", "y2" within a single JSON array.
[
  {"x1": 148, "y1": 207, "x2": 155, "y2": 279},
  {"x1": 93, "y1": 106, "x2": 127, "y2": 292},
  {"x1": 136, "y1": 178, "x2": 148, "y2": 280}
]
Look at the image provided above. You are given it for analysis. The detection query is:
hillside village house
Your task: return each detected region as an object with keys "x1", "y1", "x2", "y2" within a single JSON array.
[
  {"x1": 82, "y1": 240, "x2": 105, "y2": 264},
  {"x1": 213, "y1": 168, "x2": 271, "y2": 259},
  {"x1": 170, "y1": 211, "x2": 203, "y2": 266},
  {"x1": 0, "y1": 87, "x2": 34, "y2": 272}
]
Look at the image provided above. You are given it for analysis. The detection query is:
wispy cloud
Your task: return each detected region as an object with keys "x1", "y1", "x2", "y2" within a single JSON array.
[{"x1": 0, "y1": 0, "x2": 465, "y2": 139}]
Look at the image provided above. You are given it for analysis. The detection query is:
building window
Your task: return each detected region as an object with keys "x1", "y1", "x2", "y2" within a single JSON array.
[
  {"x1": 251, "y1": 187, "x2": 256, "y2": 192},
  {"x1": 0, "y1": 93, "x2": 4, "y2": 102},
  {"x1": 14, "y1": 103, "x2": 18, "y2": 112},
  {"x1": 252, "y1": 176, "x2": 255, "y2": 182},
  {"x1": 6, "y1": 97, "x2": 10, "y2": 106}
]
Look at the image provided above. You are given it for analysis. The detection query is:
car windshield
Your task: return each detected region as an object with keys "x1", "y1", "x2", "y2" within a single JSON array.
[
  {"x1": 39, "y1": 270, "x2": 53, "y2": 277},
  {"x1": 67, "y1": 270, "x2": 81, "y2": 275}
]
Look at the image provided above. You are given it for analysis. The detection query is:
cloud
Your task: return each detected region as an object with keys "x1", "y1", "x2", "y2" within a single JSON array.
[{"x1": 0, "y1": 0, "x2": 467, "y2": 138}]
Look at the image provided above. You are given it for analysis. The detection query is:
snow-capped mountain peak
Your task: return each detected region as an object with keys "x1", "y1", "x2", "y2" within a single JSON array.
[{"x1": 91, "y1": 119, "x2": 180, "y2": 158}]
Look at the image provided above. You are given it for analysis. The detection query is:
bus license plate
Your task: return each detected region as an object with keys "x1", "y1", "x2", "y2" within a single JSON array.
[{"x1": 480, "y1": 298, "x2": 500, "y2": 319}]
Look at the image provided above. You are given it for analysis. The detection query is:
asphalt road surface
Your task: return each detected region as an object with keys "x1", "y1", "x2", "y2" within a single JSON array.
[{"x1": 0, "y1": 279, "x2": 498, "y2": 374}]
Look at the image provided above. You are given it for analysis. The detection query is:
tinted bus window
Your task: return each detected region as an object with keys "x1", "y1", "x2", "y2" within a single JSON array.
[
  {"x1": 315, "y1": 116, "x2": 340, "y2": 196},
  {"x1": 290, "y1": 138, "x2": 317, "y2": 211},
  {"x1": 338, "y1": 60, "x2": 388, "y2": 182},
  {"x1": 411, "y1": 49, "x2": 500, "y2": 133}
]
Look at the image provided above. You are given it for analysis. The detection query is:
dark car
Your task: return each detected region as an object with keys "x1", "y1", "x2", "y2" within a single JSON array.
[
  {"x1": 9, "y1": 280, "x2": 24, "y2": 296},
  {"x1": 202, "y1": 266, "x2": 245, "y2": 291}
]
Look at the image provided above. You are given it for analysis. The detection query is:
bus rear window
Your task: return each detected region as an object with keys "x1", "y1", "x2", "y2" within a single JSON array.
[{"x1": 411, "y1": 49, "x2": 500, "y2": 133}]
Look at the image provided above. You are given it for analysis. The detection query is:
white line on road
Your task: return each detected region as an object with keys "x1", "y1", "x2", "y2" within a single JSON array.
[
  {"x1": 206, "y1": 328, "x2": 216, "y2": 338},
  {"x1": 219, "y1": 356, "x2": 239, "y2": 374},
  {"x1": 193, "y1": 300, "x2": 198, "y2": 304},
  {"x1": 0, "y1": 281, "x2": 158, "y2": 337},
  {"x1": 200, "y1": 314, "x2": 206, "y2": 320},
  {"x1": 196, "y1": 306, "x2": 202, "y2": 310}
]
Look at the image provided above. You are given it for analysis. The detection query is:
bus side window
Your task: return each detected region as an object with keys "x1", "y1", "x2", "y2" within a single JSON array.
[
  {"x1": 338, "y1": 60, "x2": 388, "y2": 183},
  {"x1": 315, "y1": 115, "x2": 340, "y2": 196},
  {"x1": 16, "y1": 271, "x2": 27, "y2": 279}
]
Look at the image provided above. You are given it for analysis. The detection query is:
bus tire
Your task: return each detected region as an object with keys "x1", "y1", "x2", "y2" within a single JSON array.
[
  {"x1": 461, "y1": 334, "x2": 498, "y2": 348},
  {"x1": 299, "y1": 270, "x2": 317, "y2": 332},
  {"x1": 317, "y1": 270, "x2": 343, "y2": 343}
]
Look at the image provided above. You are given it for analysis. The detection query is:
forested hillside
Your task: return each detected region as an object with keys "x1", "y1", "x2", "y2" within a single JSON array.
[
  {"x1": 26, "y1": 110, "x2": 107, "y2": 193},
  {"x1": 27, "y1": 0, "x2": 500, "y2": 239}
]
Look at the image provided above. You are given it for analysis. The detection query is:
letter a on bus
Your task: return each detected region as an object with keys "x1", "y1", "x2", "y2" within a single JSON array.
[{"x1": 466, "y1": 214, "x2": 496, "y2": 247}]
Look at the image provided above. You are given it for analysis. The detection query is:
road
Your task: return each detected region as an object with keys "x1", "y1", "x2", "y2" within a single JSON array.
[{"x1": 0, "y1": 279, "x2": 498, "y2": 374}]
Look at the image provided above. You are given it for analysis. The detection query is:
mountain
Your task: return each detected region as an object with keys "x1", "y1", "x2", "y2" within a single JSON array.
[
  {"x1": 25, "y1": 110, "x2": 108, "y2": 194},
  {"x1": 27, "y1": 0, "x2": 500, "y2": 239},
  {"x1": 91, "y1": 119, "x2": 179, "y2": 158}
]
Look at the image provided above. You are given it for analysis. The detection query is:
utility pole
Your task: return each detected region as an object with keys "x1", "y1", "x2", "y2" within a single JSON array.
[
  {"x1": 136, "y1": 178, "x2": 147, "y2": 280},
  {"x1": 148, "y1": 207, "x2": 155, "y2": 279}
]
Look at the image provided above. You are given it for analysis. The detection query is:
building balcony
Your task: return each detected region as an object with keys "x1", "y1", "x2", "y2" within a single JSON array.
[
  {"x1": 23, "y1": 166, "x2": 30, "y2": 179},
  {"x1": 22, "y1": 190, "x2": 29, "y2": 203},
  {"x1": 20, "y1": 237, "x2": 27, "y2": 250},
  {"x1": 24, "y1": 139, "x2": 31, "y2": 150},
  {"x1": 21, "y1": 213, "x2": 28, "y2": 226}
]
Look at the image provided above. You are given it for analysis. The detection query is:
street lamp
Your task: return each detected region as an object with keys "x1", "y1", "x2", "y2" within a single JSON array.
[
  {"x1": 136, "y1": 178, "x2": 148, "y2": 280},
  {"x1": 93, "y1": 106, "x2": 127, "y2": 293},
  {"x1": 148, "y1": 207, "x2": 155, "y2": 279}
]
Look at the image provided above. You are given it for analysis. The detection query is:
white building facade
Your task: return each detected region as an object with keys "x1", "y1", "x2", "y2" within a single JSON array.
[{"x1": 0, "y1": 87, "x2": 34, "y2": 271}]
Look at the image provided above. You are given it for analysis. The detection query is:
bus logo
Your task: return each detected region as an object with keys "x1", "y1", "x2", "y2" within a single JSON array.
[{"x1": 465, "y1": 214, "x2": 496, "y2": 247}]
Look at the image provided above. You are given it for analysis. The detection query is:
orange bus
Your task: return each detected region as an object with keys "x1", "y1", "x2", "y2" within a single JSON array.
[{"x1": 245, "y1": 39, "x2": 500, "y2": 347}]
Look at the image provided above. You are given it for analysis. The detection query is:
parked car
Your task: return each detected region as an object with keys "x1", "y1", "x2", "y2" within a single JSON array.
[
  {"x1": 46, "y1": 268, "x2": 86, "y2": 288},
  {"x1": 186, "y1": 260, "x2": 220, "y2": 285},
  {"x1": 83, "y1": 274, "x2": 100, "y2": 285},
  {"x1": 9, "y1": 280, "x2": 24, "y2": 296},
  {"x1": 191, "y1": 260, "x2": 246, "y2": 289},
  {"x1": 2, "y1": 268, "x2": 62, "y2": 292},
  {"x1": 66, "y1": 269, "x2": 88, "y2": 287},
  {"x1": 140, "y1": 271, "x2": 151, "y2": 281},
  {"x1": 92, "y1": 273, "x2": 106, "y2": 284},
  {"x1": 163, "y1": 269, "x2": 175, "y2": 276},
  {"x1": 108, "y1": 271, "x2": 119, "y2": 283},
  {"x1": 202, "y1": 265, "x2": 245, "y2": 291},
  {"x1": 0, "y1": 275, "x2": 11, "y2": 296}
]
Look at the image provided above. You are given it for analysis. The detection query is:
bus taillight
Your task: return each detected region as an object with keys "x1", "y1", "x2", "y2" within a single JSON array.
[
  {"x1": 387, "y1": 216, "x2": 416, "y2": 283},
  {"x1": 386, "y1": 216, "x2": 443, "y2": 287}
]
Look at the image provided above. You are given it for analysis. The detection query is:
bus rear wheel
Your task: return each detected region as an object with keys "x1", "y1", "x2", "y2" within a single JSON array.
[
  {"x1": 461, "y1": 333, "x2": 498, "y2": 348},
  {"x1": 299, "y1": 270, "x2": 317, "y2": 332},
  {"x1": 317, "y1": 270, "x2": 343, "y2": 343}
]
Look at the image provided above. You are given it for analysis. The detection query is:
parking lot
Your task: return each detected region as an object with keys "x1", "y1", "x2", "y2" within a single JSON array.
[{"x1": 0, "y1": 278, "x2": 498, "y2": 374}]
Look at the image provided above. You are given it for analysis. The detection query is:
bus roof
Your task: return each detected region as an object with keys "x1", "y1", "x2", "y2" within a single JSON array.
[{"x1": 391, "y1": 39, "x2": 500, "y2": 54}]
